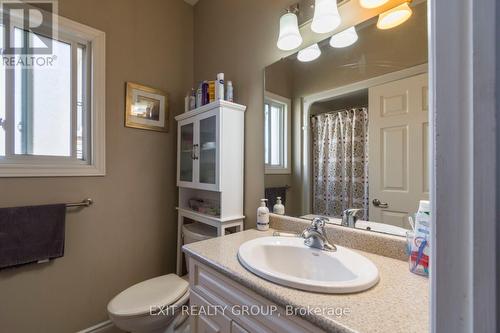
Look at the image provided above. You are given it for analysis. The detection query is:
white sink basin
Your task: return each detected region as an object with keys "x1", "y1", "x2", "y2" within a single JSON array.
[{"x1": 237, "y1": 236, "x2": 379, "y2": 294}]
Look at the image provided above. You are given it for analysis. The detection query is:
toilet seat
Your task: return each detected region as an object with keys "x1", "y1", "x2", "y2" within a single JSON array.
[{"x1": 108, "y1": 274, "x2": 189, "y2": 317}]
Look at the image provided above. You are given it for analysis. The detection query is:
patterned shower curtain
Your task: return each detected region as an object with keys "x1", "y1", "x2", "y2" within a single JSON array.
[{"x1": 312, "y1": 108, "x2": 369, "y2": 220}]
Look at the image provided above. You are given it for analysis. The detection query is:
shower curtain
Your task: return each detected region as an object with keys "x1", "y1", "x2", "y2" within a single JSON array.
[{"x1": 312, "y1": 108, "x2": 369, "y2": 220}]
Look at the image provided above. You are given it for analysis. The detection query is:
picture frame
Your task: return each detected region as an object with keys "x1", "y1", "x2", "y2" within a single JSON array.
[{"x1": 125, "y1": 82, "x2": 169, "y2": 132}]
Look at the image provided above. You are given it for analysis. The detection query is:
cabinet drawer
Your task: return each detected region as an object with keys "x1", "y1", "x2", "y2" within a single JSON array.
[
  {"x1": 191, "y1": 291, "x2": 232, "y2": 333},
  {"x1": 231, "y1": 321, "x2": 250, "y2": 333},
  {"x1": 189, "y1": 258, "x2": 325, "y2": 333}
]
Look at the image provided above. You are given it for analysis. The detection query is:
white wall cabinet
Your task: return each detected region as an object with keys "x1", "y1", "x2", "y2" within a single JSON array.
[
  {"x1": 178, "y1": 109, "x2": 219, "y2": 191},
  {"x1": 176, "y1": 100, "x2": 245, "y2": 192},
  {"x1": 176, "y1": 101, "x2": 246, "y2": 275}
]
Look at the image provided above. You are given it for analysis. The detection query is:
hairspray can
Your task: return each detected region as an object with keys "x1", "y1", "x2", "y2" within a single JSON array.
[{"x1": 216, "y1": 73, "x2": 224, "y2": 100}]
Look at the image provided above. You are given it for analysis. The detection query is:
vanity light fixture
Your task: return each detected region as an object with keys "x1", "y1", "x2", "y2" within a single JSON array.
[
  {"x1": 329, "y1": 26, "x2": 358, "y2": 48},
  {"x1": 297, "y1": 43, "x2": 322, "y2": 62},
  {"x1": 376, "y1": 2, "x2": 413, "y2": 30},
  {"x1": 277, "y1": 10, "x2": 303, "y2": 51},
  {"x1": 359, "y1": 0, "x2": 389, "y2": 9},
  {"x1": 311, "y1": 0, "x2": 341, "y2": 34}
]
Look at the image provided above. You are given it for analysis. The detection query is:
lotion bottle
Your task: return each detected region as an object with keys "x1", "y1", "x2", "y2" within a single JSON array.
[
  {"x1": 184, "y1": 93, "x2": 190, "y2": 112},
  {"x1": 273, "y1": 197, "x2": 285, "y2": 215},
  {"x1": 189, "y1": 89, "x2": 196, "y2": 110},
  {"x1": 226, "y1": 81, "x2": 234, "y2": 102},
  {"x1": 257, "y1": 199, "x2": 270, "y2": 231}
]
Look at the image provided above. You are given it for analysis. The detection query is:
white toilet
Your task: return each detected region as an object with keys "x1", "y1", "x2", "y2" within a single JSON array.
[{"x1": 107, "y1": 274, "x2": 190, "y2": 333}]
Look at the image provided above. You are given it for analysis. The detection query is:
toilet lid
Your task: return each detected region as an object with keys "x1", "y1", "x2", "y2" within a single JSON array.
[{"x1": 107, "y1": 274, "x2": 189, "y2": 317}]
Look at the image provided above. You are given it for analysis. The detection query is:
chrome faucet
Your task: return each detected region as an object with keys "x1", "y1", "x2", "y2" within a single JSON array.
[
  {"x1": 301, "y1": 217, "x2": 337, "y2": 252},
  {"x1": 341, "y1": 209, "x2": 362, "y2": 228}
]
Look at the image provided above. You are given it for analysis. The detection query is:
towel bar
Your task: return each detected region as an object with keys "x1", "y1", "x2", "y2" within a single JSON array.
[{"x1": 66, "y1": 198, "x2": 93, "y2": 208}]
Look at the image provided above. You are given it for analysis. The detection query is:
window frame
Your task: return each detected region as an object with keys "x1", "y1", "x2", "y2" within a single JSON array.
[
  {"x1": 264, "y1": 91, "x2": 291, "y2": 175},
  {"x1": 0, "y1": 10, "x2": 106, "y2": 177}
]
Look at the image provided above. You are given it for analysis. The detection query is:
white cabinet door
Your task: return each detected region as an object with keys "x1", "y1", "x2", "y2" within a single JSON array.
[
  {"x1": 177, "y1": 118, "x2": 196, "y2": 187},
  {"x1": 195, "y1": 109, "x2": 219, "y2": 191},
  {"x1": 368, "y1": 73, "x2": 429, "y2": 227},
  {"x1": 177, "y1": 110, "x2": 220, "y2": 191},
  {"x1": 191, "y1": 291, "x2": 231, "y2": 333}
]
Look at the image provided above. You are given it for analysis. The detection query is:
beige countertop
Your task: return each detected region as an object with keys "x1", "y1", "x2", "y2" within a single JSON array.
[{"x1": 183, "y1": 228, "x2": 429, "y2": 333}]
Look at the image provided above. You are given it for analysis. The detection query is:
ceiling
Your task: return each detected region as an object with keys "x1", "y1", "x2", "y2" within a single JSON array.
[{"x1": 183, "y1": 0, "x2": 199, "y2": 5}]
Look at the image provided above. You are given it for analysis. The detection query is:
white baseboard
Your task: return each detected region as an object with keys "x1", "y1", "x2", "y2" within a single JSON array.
[{"x1": 76, "y1": 320, "x2": 114, "y2": 333}]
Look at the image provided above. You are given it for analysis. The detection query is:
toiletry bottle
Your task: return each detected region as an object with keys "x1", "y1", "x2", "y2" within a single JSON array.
[
  {"x1": 273, "y1": 197, "x2": 285, "y2": 215},
  {"x1": 196, "y1": 83, "x2": 203, "y2": 108},
  {"x1": 189, "y1": 89, "x2": 196, "y2": 110},
  {"x1": 184, "y1": 92, "x2": 190, "y2": 112},
  {"x1": 216, "y1": 73, "x2": 224, "y2": 100},
  {"x1": 257, "y1": 199, "x2": 270, "y2": 231},
  {"x1": 226, "y1": 81, "x2": 233, "y2": 102},
  {"x1": 202, "y1": 81, "x2": 209, "y2": 105},
  {"x1": 409, "y1": 200, "x2": 430, "y2": 276},
  {"x1": 208, "y1": 80, "x2": 216, "y2": 103}
]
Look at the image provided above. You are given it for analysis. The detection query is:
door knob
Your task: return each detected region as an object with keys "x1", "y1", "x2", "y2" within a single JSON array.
[{"x1": 372, "y1": 199, "x2": 389, "y2": 208}]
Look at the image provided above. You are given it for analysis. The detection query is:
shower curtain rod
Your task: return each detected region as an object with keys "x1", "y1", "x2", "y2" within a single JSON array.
[{"x1": 310, "y1": 105, "x2": 368, "y2": 118}]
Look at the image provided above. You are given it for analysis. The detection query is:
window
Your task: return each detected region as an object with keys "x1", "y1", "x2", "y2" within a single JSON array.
[
  {"x1": 0, "y1": 8, "x2": 105, "y2": 176},
  {"x1": 264, "y1": 92, "x2": 291, "y2": 174}
]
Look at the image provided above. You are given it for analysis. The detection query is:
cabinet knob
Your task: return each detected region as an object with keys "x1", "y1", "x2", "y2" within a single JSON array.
[{"x1": 192, "y1": 144, "x2": 199, "y2": 160}]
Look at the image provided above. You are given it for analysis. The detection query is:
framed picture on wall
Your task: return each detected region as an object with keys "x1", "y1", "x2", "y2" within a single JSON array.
[{"x1": 125, "y1": 82, "x2": 169, "y2": 132}]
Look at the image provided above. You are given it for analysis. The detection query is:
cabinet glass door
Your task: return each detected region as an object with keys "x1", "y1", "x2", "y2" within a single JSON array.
[
  {"x1": 199, "y1": 115, "x2": 217, "y2": 185},
  {"x1": 179, "y1": 122, "x2": 194, "y2": 182}
]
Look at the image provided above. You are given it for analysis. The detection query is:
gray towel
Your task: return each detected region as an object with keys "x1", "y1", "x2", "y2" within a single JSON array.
[
  {"x1": 265, "y1": 187, "x2": 287, "y2": 211},
  {"x1": 0, "y1": 204, "x2": 66, "y2": 269}
]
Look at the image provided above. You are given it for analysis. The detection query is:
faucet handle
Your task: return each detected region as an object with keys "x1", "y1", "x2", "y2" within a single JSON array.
[
  {"x1": 343, "y1": 208, "x2": 362, "y2": 217},
  {"x1": 303, "y1": 217, "x2": 336, "y2": 252},
  {"x1": 311, "y1": 216, "x2": 329, "y2": 229},
  {"x1": 341, "y1": 209, "x2": 363, "y2": 228}
]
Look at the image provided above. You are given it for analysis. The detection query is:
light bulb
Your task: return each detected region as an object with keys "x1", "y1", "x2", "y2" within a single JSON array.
[
  {"x1": 359, "y1": 0, "x2": 389, "y2": 9},
  {"x1": 311, "y1": 0, "x2": 341, "y2": 34},
  {"x1": 329, "y1": 27, "x2": 358, "y2": 48},
  {"x1": 377, "y1": 2, "x2": 413, "y2": 30},
  {"x1": 297, "y1": 43, "x2": 321, "y2": 62},
  {"x1": 277, "y1": 12, "x2": 303, "y2": 51}
]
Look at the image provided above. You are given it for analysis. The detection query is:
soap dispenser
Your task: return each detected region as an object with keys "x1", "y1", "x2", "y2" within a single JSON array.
[
  {"x1": 257, "y1": 199, "x2": 270, "y2": 231},
  {"x1": 273, "y1": 197, "x2": 285, "y2": 215}
]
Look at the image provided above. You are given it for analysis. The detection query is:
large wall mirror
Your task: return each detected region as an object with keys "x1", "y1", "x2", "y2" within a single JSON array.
[{"x1": 264, "y1": 1, "x2": 428, "y2": 237}]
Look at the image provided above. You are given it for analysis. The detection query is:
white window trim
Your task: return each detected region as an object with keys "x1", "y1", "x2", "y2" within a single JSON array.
[
  {"x1": 0, "y1": 13, "x2": 106, "y2": 177},
  {"x1": 264, "y1": 91, "x2": 291, "y2": 175}
]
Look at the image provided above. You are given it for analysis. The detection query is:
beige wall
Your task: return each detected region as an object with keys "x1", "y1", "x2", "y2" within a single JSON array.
[
  {"x1": 194, "y1": 0, "x2": 298, "y2": 226},
  {"x1": 264, "y1": 59, "x2": 293, "y2": 98},
  {"x1": 0, "y1": 1, "x2": 193, "y2": 332},
  {"x1": 193, "y1": 0, "x2": 427, "y2": 221}
]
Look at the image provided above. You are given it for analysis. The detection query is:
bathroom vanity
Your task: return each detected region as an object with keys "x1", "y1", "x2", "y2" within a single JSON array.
[
  {"x1": 183, "y1": 220, "x2": 428, "y2": 333},
  {"x1": 188, "y1": 255, "x2": 324, "y2": 333}
]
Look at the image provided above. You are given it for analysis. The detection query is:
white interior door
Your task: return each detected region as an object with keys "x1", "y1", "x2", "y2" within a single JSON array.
[{"x1": 368, "y1": 73, "x2": 429, "y2": 227}]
